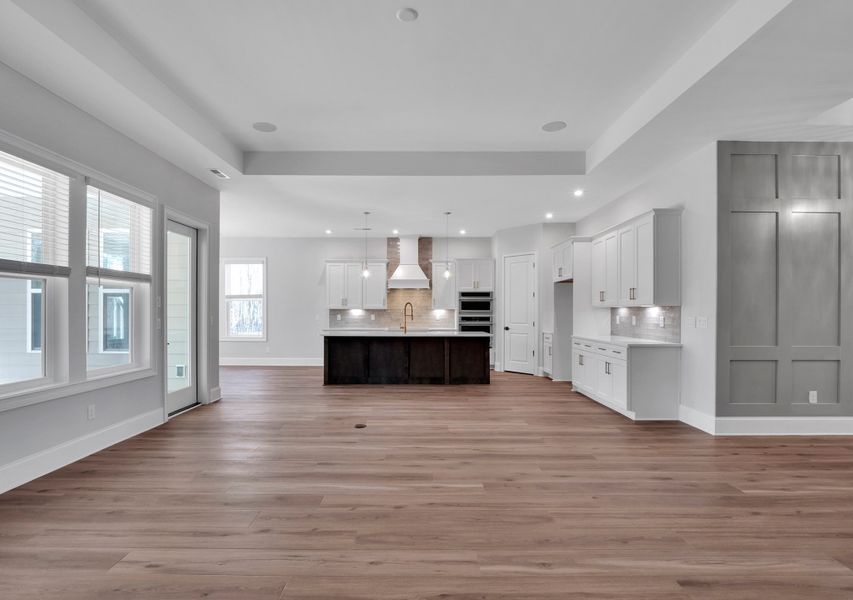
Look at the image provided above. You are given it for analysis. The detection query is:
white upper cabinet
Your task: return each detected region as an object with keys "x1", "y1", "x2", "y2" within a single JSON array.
[
  {"x1": 456, "y1": 259, "x2": 494, "y2": 291},
  {"x1": 590, "y1": 209, "x2": 681, "y2": 307},
  {"x1": 551, "y1": 240, "x2": 573, "y2": 282},
  {"x1": 431, "y1": 261, "x2": 456, "y2": 309},
  {"x1": 362, "y1": 261, "x2": 388, "y2": 309},
  {"x1": 327, "y1": 261, "x2": 386, "y2": 309},
  {"x1": 345, "y1": 263, "x2": 364, "y2": 308},
  {"x1": 591, "y1": 231, "x2": 618, "y2": 306},
  {"x1": 327, "y1": 263, "x2": 347, "y2": 309}
]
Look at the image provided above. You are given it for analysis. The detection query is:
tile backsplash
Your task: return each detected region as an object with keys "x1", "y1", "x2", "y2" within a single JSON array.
[
  {"x1": 329, "y1": 289, "x2": 456, "y2": 330},
  {"x1": 610, "y1": 306, "x2": 681, "y2": 343}
]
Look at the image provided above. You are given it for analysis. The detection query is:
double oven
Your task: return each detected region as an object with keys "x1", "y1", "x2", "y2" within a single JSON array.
[{"x1": 458, "y1": 291, "x2": 494, "y2": 339}]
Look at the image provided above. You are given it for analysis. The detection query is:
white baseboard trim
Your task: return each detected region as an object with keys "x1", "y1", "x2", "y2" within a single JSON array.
[
  {"x1": 493, "y1": 362, "x2": 503, "y2": 372},
  {"x1": 714, "y1": 416, "x2": 853, "y2": 436},
  {"x1": 208, "y1": 386, "x2": 222, "y2": 403},
  {"x1": 219, "y1": 357, "x2": 323, "y2": 367},
  {"x1": 0, "y1": 408, "x2": 164, "y2": 494},
  {"x1": 678, "y1": 405, "x2": 716, "y2": 435}
]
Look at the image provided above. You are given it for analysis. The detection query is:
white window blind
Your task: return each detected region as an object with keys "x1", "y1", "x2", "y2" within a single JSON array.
[
  {"x1": 86, "y1": 185, "x2": 152, "y2": 281},
  {"x1": 0, "y1": 148, "x2": 71, "y2": 276}
]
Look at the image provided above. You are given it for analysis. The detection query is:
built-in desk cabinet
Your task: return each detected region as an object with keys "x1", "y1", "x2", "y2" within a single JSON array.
[
  {"x1": 590, "y1": 209, "x2": 681, "y2": 307},
  {"x1": 571, "y1": 336, "x2": 680, "y2": 420}
]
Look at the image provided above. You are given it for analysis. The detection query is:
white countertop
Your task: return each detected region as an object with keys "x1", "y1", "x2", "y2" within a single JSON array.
[
  {"x1": 572, "y1": 334, "x2": 682, "y2": 348},
  {"x1": 323, "y1": 329, "x2": 490, "y2": 338}
]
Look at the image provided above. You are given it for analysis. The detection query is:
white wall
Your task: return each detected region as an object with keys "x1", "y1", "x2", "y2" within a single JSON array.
[
  {"x1": 492, "y1": 222, "x2": 575, "y2": 373},
  {"x1": 219, "y1": 236, "x2": 492, "y2": 364},
  {"x1": 0, "y1": 61, "x2": 219, "y2": 487},
  {"x1": 574, "y1": 143, "x2": 717, "y2": 420}
]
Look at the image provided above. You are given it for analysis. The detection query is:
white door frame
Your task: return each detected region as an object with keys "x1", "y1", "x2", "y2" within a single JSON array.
[
  {"x1": 163, "y1": 208, "x2": 213, "y2": 421},
  {"x1": 501, "y1": 251, "x2": 538, "y2": 375}
]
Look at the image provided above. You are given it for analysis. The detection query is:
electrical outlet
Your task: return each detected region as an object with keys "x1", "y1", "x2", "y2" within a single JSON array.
[
  {"x1": 87, "y1": 405, "x2": 95, "y2": 421},
  {"x1": 696, "y1": 316, "x2": 708, "y2": 329},
  {"x1": 616, "y1": 315, "x2": 621, "y2": 325},
  {"x1": 659, "y1": 315, "x2": 666, "y2": 328},
  {"x1": 809, "y1": 390, "x2": 818, "y2": 404},
  {"x1": 631, "y1": 315, "x2": 637, "y2": 326},
  {"x1": 336, "y1": 314, "x2": 341, "y2": 321},
  {"x1": 370, "y1": 314, "x2": 375, "y2": 321}
]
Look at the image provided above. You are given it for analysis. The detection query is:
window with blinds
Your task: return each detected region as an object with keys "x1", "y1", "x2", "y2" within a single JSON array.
[
  {"x1": 86, "y1": 185, "x2": 152, "y2": 280},
  {"x1": 0, "y1": 148, "x2": 71, "y2": 276}
]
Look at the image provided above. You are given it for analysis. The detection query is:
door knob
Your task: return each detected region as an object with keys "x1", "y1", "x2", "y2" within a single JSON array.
[{"x1": 504, "y1": 326, "x2": 510, "y2": 331}]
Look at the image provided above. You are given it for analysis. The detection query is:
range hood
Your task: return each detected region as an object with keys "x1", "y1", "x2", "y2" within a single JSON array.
[{"x1": 388, "y1": 236, "x2": 430, "y2": 289}]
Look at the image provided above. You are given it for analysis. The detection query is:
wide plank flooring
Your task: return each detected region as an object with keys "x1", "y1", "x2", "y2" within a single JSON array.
[{"x1": 2, "y1": 366, "x2": 853, "y2": 598}]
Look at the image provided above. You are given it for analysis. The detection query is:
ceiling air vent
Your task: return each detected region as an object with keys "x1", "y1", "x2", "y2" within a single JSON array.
[{"x1": 209, "y1": 168, "x2": 230, "y2": 179}]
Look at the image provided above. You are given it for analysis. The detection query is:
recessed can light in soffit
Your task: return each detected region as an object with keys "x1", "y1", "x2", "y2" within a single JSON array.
[
  {"x1": 396, "y1": 7, "x2": 419, "y2": 22},
  {"x1": 573, "y1": 188, "x2": 584, "y2": 198},
  {"x1": 252, "y1": 121, "x2": 278, "y2": 133},
  {"x1": 542, "y1": 120, "x2": 567, "y2": 133},
  {"x1": 545, "y1": 212, "x2": 553, "y2": 219}
]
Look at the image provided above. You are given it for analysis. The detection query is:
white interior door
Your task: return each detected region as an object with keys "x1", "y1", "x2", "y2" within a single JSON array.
[
  {"x1": 503, "y1": 253, "x2": 536, "y2": 374},
  {"x1": 166, "y1": 220, "x2": 198, "y2": 415}
]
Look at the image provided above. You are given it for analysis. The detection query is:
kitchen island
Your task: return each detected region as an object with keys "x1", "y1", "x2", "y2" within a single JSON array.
[{"x1": 323, "y1": 330, "x2": 491, "y2": 385}]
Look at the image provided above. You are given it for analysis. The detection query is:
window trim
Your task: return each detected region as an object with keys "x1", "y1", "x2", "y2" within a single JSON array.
[
  {"x1": 220, "y1": 257, "x2": 267, "y2": 342},
  {"x1": 0, "y1": 129, "x2": 158, "y2": 407}
]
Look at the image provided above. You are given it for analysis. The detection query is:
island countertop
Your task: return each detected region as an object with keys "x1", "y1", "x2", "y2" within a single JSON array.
[{"x1": 322, "y1": 329, "x2": 490, "y2": 338}]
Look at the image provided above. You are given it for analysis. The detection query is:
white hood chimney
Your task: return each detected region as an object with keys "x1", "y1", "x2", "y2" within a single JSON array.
[{"x1": 388, "y1": 236, "x2": 430, "y2": 289}]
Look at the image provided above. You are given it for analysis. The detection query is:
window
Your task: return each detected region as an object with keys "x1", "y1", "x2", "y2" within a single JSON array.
[
  {"x1": 221, "y1": 259, "x2": 266, "y2": 340},
  {"x1": 0, "y1": 148, "x2": 70, "y2": 389},
  {"x1": 86, "y1": 185, "x2": 152, "y2": 373}
]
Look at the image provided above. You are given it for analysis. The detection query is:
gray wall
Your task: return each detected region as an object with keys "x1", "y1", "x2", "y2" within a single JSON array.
[
  {"x1": 219, "y1": 236, "x2": 491, "y2": 363},
  {"x1": 717, "y1": 141, "x2": 853, "y2": 416},
  {"x1": 491, "y1": 222, "x2": 575, "y2": 373},
  {"x1": 576, "y1": 143, "x2": 718, "y2": 418},
  {"x1": 0, "y1": 60, "x2": 219, "y2": 468}
]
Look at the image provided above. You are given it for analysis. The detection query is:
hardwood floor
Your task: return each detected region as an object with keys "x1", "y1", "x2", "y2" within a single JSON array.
[{"x1": 2, "y1": 367, "x2": 853, "y2": 599}]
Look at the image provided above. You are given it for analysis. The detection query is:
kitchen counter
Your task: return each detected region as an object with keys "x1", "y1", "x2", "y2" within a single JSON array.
[
  {"x1": 324, "y1": 330, "x2": 490, "y2": 385},
  {"x1": 572, "y1": 334, "x2": 682, "y2": 348},
  {"x1": 322, "y1": 329, "x2": 490, "y2": 338}
]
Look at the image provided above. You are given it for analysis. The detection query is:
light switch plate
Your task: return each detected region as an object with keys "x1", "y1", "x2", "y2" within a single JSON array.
[
  {"x1": 659, "y1": 315, "x2": 666, "y2": 328},
  {"x1": 336, "y1": 314, "x2": 341, "y2": 321},
  {"x1": 685, "y1": 316, "x2": 696, "y2": 328},
  {"x1": 370, "y1": 314, "x2": 375, "y2": 321},
  {"x1": 616, "y1": 315, "x2": 621, "y2": 325},
  {"x1": 809, "y1": 390, "x2": 818, "y2": 404},
  {"x1": 696, "y1": 317, "x2": 708, "y2": 329}
]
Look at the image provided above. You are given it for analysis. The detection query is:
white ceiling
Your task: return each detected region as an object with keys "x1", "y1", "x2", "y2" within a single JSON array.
[
  {"x1": 76, "y1": 0, "x2": 736, "y2": 152},
  {"x1": 3, "y1": 0, "x2": 853, "y2": 237}
]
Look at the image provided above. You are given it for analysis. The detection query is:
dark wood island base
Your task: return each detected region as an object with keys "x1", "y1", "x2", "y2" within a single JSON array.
[{"x1": 323, "y1": 333, "x2": 490, "y2": 384}]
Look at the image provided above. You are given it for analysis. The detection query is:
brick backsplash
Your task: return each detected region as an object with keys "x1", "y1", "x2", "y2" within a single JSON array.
[{"x1": 610, "y1": 306, "x2": 681, "y2": 343}]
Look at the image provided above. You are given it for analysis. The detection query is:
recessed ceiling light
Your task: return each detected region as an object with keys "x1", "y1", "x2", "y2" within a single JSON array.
[
  {"x1": 459, "y1": 229, "x2": 467, "y2": 235},
  {"x1": 325, "y1": 229, "x2": 332, "y2": 235},
  {"x1": 252, "y1": 121, "x2": 278, "y2": 133},
  {"x1": 392, "y1": 229, "x2": 399, "y2": 234},
  {"x1": 573, "y1": 188, "x2": 584, "y2": 197},
  {"x1": 545, "y1": 212, "x2": 554, "y2": 219},
  {"x1": 542, "y1": 120, "x2": 567, "y2": 133},
  {"x1": 396, "y1": 7, "x2": 419, "y2": 22}
]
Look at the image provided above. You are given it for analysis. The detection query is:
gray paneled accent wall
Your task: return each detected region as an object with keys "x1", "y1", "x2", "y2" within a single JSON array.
[{"x1": 717, "y1": 141, "x2": 853, "y2": 416}]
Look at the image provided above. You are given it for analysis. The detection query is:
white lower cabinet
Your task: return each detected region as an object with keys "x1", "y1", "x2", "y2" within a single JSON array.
[
  {"x1": 543, "y1": 332, "x2": 553, "y2": 376},
  {"x1": 571, "y1": 335, "x2": 680, "y2": 420}
]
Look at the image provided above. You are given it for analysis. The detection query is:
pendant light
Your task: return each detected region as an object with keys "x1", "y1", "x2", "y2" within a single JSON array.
[
  {"x1": 361, "y1": 211, "x2": 371, "y2": 278},
  {"x1": 443, "y1": 211, "x2": 452, "y2": 279}
]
